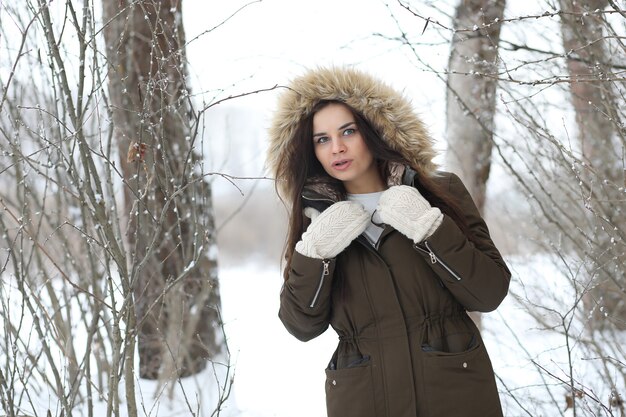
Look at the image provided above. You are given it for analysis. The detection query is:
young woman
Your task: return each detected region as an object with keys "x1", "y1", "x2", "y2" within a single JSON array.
[{"x1": 267, "y1": 67, "x2": 511, "y2": 417}]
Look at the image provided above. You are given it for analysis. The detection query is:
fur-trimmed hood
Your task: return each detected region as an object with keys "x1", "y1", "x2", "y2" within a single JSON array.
[{"x1": 267, "y1": 66, "x2": 437, "y2": 201}]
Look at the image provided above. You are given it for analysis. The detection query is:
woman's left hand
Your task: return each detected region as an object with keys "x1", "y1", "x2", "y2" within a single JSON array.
[{"x1": 377, "y1": 185, "x2": 443, "y2": 243}]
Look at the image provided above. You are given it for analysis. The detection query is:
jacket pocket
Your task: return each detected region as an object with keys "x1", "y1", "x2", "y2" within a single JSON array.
[
  {"x1": 421, "y1": 341, "x2": 503, "y2": 417},
  {"x1": 325, "y1": 359, "x2": 376, "y2": 417}
]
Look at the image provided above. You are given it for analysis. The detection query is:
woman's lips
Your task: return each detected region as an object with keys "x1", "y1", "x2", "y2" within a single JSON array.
[{"x1": 332, "y1": 159, "x2": 352, "y2": 171}]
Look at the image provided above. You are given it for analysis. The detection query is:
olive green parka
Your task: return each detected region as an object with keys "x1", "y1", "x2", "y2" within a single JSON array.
[{"x1": 268, "y1": 67, "x2": 511, "y2": 417}]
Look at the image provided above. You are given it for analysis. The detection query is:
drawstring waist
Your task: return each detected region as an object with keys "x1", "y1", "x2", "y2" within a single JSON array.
[{"x1": 337, "y1": 309, "x2": 466, "y2": 342}]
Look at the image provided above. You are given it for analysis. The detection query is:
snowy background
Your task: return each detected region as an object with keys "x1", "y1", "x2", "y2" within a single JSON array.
[{"x1": 1, "y1": 0, "x2": 624, "y2": 416}]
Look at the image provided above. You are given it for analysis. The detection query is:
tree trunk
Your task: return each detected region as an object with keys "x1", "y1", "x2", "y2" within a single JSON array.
[
  {"x1": 560, "y1": 0, "x2": 617, "y2": 170},
  {"x1": 559, "y1": 0, "x2": 626, "y2": 330},
  {"x1": 445, "y1": 0, "x2": 506, "y2": 328},
  {"x1": 102, "y1": 0, "x2": 224, "y2": 379},
  {"x1": 445, "y1": 0, "x2": 506, "y2": 212}
]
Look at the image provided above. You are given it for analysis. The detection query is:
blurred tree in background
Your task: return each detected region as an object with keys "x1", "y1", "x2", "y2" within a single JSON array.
[{"x1": 102, "y1": 0, "x2": 224, "y2": 380}]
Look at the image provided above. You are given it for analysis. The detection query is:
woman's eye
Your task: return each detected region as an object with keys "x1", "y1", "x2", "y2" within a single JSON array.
[
  {"x1": 343, "y1": 128, "x2": 355, "y2": 136},
  {"x1": 315, "y1": 136, "x2": 329, "y2": 144}
]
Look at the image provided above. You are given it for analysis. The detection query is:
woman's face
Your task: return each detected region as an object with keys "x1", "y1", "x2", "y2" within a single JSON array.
[{"x1": 312, "y1": 103, "x2": 385, "y2": 194}]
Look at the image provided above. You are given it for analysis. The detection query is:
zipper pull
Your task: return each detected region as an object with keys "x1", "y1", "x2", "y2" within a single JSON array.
[
  {"x1": 322, "y1": 260, "x2": 330, "y2": 276},
  {"x1": 429, "y1": 251, "x2": 437, "y2": 264},
  {"x1": 424, "y1": 241, "x2": 437, "y2": 264}
]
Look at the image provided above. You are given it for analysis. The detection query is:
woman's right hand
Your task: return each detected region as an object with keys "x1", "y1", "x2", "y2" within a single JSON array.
[{"x1": 295, "y1": 201, "x2": 369, "y2": 259}]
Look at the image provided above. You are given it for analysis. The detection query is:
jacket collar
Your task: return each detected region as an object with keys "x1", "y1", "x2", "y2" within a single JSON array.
[{"x1": 302, "y1": 163, "x2": 417, "y2": 209}]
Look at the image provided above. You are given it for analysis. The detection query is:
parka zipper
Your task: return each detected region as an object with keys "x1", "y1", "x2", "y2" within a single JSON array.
[
  {"x1": 301, "y1": 193, "x2": 334, "y2": 309},
  {"x1": 302, "y1": 194, "x2": 335, "y2": 206},
  {"x1": 310, "y1": 260, "x2": 330, "y2": 308},
  {"x1": 414, "y1": 241, "x2": 462, "y2": 281}
]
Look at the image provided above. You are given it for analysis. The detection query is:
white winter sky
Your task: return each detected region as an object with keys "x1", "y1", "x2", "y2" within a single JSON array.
[{"x1": 183, "y1": 0, "x2": 447, "y2": 95}]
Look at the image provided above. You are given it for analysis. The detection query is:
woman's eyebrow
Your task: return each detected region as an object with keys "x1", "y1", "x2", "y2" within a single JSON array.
[{"x1": 313, "y1": 121, "x2": 356, "y2": 137}]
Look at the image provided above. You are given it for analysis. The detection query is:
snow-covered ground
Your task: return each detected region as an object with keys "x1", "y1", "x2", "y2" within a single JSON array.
[{"x1": 219, "y1": 264, "x2": 335, "y2": 417}]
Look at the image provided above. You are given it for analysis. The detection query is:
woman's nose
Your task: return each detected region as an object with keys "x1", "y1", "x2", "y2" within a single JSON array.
[{"x1": 331, "y1": 138, "x2": 346, "y2": 154}]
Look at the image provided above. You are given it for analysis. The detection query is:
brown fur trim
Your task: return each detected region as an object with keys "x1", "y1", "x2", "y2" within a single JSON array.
[{"x1": 267, "y1": 66, "x2": 438, "y2": 199}]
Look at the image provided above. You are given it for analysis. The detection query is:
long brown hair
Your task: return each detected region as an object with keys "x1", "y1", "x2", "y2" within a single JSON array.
[{"x1": 276, "y1": 100, "x2": 477, "y2": 280}]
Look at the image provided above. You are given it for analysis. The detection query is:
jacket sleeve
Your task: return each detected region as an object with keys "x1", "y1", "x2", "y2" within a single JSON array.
[
  {"x1": 278, "y1": 251, "x2": 335, "y2": 341},
  {"x1": 418, "y1": 173, "x2": 511, "y2": 312}
]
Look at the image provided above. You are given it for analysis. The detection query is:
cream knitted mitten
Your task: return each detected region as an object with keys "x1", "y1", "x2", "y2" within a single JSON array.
[
  {"x1": 296, "y1": 201, "x2": 370, "y2": 259},
  {"x1": 377, "y1": 185, "x2": 443, "y2": 243}
]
